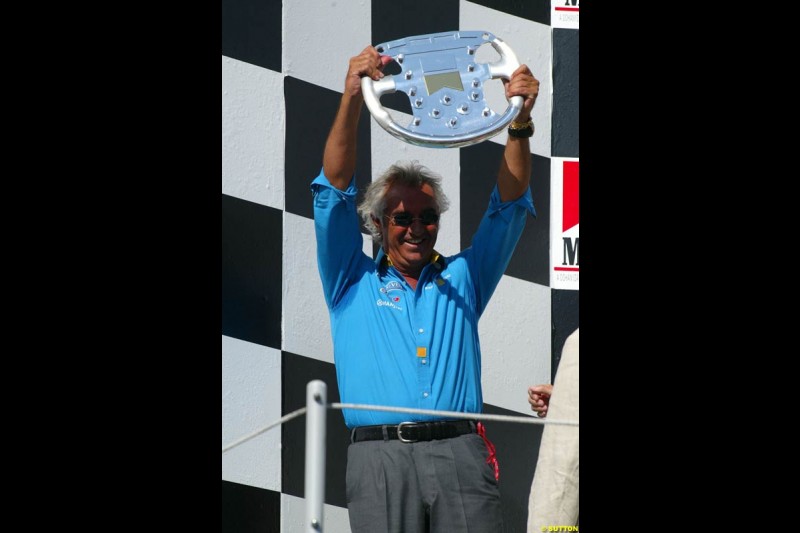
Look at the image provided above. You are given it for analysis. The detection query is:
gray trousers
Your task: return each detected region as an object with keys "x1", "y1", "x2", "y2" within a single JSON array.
[{"x1": 346, "y1": 432, "x2": 503, "y2": 533}]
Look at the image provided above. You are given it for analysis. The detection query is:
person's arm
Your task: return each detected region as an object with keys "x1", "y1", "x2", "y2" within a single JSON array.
[
  {"x1": 463, "y1": 66, "x2": 539, "y2": 313},
  {"x1": 322, "y1": 46, "x2": 392, "y2": 191},
  {"x1": 497, "y1": 64, "x2": 540, "y2": 202}
]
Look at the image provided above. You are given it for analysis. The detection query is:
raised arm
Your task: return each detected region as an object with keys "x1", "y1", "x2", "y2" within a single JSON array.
[
  {"x1": 322, "y1": 46, "x2": 393, "y2": 191},
  {"x1": 497, "y1": 65, "x2": 540, "y2": 202}
]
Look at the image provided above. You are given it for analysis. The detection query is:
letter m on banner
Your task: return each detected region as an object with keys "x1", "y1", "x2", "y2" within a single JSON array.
[
  {"x1": 561, "y1": 161, "x2": 579, "y2": 266},
  {"x1": 550, "y1": 158, "x2": 579, "y2": 290}
]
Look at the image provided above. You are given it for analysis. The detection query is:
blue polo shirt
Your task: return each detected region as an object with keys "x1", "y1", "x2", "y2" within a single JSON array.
[{"x1": 312, "y1": 170, "x2": 535, "y2": 428}]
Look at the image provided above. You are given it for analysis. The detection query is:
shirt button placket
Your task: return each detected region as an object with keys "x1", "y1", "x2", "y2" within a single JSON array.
[{"x1": 416, "y1": 325, "x2": 430, "y2": 400}]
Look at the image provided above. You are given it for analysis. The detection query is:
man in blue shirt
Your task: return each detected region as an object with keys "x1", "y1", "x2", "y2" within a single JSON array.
[{"x1": 312, "y1": 45, "x2": 539, "y2": 533}]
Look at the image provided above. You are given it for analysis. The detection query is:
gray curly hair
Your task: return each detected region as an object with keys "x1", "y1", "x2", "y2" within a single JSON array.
[{"x1": 357, "y1": 160, "x2": 451, "y2": 243}]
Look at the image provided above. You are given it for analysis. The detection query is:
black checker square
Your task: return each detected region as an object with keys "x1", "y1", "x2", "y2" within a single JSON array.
[
  {"x1": 222, "y1": 0, "x2": 282, "y2": 73},
  {"x1": 482, "y1": 403, "x2": 544, "y2": 533},
  {"x1": 370, "y1": 0, "x2": 460, "y2": 115},
  {"x1": 222, "y1": 480, "x2": 281, "y2": 533},
  {"x1": 281, "y1": 351, "x2": 351, "y2": 509},
  {"x1": 221, "y1": 194, "x2": 283, "y2": 349},
  {"x1": 551, "y1": 287, "x2": 579, "y2": 381},
  {"x1": 460, "y1": 141, "x2": 551, "y2": 287},
  {"x1": 553, "y1": 28, "x2": 579, "y2": 158},
  {"x1": 284, "y1": 77, "x2": 373, "y2": 221},
  {"x1": 371, "y1": 0, "x2": 460, "y2": 47},
  {"x1": 467, "y1": 0, "x2": 550, "y2": 26}
]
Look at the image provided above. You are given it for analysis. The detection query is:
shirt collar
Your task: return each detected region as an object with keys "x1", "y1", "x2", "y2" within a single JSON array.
[{"x1": 374, "y1": 248, "x2": 445, "y2": 273}]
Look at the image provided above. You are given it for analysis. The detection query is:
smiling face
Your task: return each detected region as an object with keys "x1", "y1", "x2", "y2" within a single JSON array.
[{"x1": 377, "y1": 182, "x2": 439, "y2": 279}]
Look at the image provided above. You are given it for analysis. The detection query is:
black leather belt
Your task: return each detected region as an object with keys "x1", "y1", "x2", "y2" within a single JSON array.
[{"x1": 350, "y1": 420, "x2": 476, "y2": 443}]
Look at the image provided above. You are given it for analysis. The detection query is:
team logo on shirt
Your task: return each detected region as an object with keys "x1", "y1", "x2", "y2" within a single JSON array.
[
  {"x1": 379, "y1": 281, "x2": 405, "y2": 302},
  {"x1": 377, "y1": 281, "x2": 405, "y2": 309}
]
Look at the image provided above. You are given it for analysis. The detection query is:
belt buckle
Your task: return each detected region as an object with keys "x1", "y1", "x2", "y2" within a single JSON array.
[{"x1": 397, "y1": 421, "x2": 419, "y2": 443}]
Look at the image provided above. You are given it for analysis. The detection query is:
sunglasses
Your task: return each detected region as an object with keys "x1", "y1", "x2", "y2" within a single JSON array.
[{"x1": 384, "y1": 211, "x2": 440, "y2": 227}]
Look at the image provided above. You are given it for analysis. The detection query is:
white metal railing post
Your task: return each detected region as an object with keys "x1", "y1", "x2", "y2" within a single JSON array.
[{"x1": 304, "y1": 380, "x2": 327, "y2": 532}]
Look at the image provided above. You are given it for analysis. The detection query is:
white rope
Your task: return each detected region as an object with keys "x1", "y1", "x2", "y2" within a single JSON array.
[
  {"x1": 222, "y1": 401, "x2": 578, "y2": 454},
  {"x1": 331, "y1": 403, "x2": 578, "y2": 428},
  {"x1": 222, "y1": 407, "x2": 307, "y2": 453}
]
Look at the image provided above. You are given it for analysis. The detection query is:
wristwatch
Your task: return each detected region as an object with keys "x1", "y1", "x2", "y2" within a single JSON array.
[{"x1": 508, "y1": 117, "x2": 534, "y2": 138}]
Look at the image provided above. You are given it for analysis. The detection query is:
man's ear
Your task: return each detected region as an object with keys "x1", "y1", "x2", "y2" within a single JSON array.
[{"x1": 371, "y1": 215, "x2": 381, "y2": 228}]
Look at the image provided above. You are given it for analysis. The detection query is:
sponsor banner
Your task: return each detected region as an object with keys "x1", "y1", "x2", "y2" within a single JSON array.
[
  {"x1": 550, "y1": 157, "x2": 579, "y2": 290},
  {"x1": 551, "y1": 0, "x2": 580, "y2": 29}
]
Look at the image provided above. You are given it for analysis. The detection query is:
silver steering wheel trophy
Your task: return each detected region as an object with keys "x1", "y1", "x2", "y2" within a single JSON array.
[{"x1": 361, "y1": 31, "x2": 523, "y2": 149}]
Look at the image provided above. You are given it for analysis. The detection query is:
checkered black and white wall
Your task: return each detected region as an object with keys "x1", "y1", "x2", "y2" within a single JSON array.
[{"x1": 222, "y1": 1, "x2": 578, "y2": 531}]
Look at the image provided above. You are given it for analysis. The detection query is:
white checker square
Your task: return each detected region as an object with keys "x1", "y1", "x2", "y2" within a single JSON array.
[
  {"x1": 283, "y1": 3, "x2": 372, "y2": 93},
  {"x1": 222, "y1": 56, "x2": 286, "y2": 211},
  {"x1": 222, "y1": 335, "x2": 283, "y2": 492},
  {"x1": 460, "y1": 1, "x2": 553, "y2": 158},
  {"x1": 282, "y1": 212, "x2": 334, "y2": 364},
  {"x1": 479, "y1": 274, "x2": 552, "y2": 415}
]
